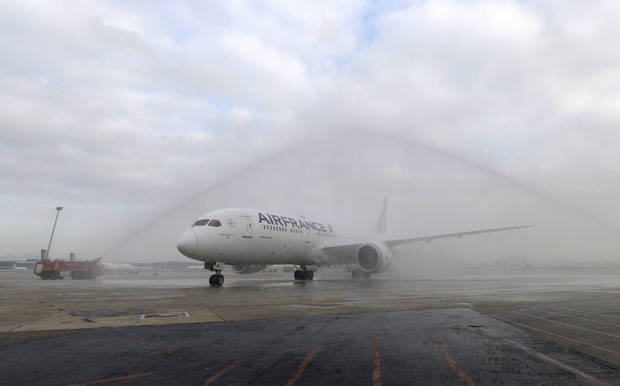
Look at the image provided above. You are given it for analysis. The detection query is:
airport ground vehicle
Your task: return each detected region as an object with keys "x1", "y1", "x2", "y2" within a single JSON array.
[{"x1": 33, "y1": 257, "x2": 104, "y2": 280}]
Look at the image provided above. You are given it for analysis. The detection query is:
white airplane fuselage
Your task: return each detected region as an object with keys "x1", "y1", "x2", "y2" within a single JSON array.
[{"x1": 177, "y1": 208, "x2": 355, "y2": 267}]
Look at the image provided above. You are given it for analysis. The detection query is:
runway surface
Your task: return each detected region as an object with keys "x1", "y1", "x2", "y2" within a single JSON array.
[
  {"x1": 1, "y1": 268, "x2": 620, "y2": 384},
  {"x1": 2, "y1": 308, "x2": 618, "y2": 385}
]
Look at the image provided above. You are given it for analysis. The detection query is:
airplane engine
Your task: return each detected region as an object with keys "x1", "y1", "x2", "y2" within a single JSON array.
[
  {"x1": 354, "y1": 242, "x2": 392, "y2": 274},
  {"x1": 232, "y1": 264, "x2": 267, "y2": 274}
]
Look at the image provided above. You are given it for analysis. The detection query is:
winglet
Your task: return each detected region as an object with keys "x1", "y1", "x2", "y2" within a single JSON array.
[{"x1": 375, "y1": 196, "x2": 388, "y2": 235}]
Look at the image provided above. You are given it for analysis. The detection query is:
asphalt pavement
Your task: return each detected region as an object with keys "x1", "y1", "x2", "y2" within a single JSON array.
[{"x1": 2, "y1": 308, "x2": 618, "y2": 385}]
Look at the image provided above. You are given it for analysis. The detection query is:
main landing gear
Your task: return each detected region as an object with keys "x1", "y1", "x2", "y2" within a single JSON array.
[
  {"x1": 351, "y1": 269, "x2": 370, "y2": 280},
  {"x1": 294, "y1": 265, "x2": 314, "y2": 281},
  {"x1": 205, "y1": 261, "x2": 224, "y2": 287}
]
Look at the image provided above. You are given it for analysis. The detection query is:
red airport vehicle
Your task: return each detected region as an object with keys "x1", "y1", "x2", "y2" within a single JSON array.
[{"x1": 34, "y1": 257, "x2": 104, "y2": 280}]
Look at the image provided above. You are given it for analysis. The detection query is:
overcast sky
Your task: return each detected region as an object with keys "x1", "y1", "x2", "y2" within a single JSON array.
[{"x1": 1, "y1": 1, "x2": 619, "y2": 264}]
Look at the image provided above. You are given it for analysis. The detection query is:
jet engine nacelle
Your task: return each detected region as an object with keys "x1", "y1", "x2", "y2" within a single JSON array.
[
  {"x1": 354, "y1": 242, "x2": 392, "y2": 274},
  {"x1": 232, "y1": 264, "x2": 267, "y2": 274}
]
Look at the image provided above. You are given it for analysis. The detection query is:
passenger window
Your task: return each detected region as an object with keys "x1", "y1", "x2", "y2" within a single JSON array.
[
  {"x1": 193, "y1": 219, "x2": 209, "y2": 226},
  {"x1": 208, "y1": 219, "x2": 221, "y2": 227}
]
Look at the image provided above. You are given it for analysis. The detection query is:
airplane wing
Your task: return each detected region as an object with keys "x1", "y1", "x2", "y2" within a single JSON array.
[
  {"x1": 320, "y1": 224, "x2": 533, "y2": 252},
  {"x1": 385, "y1": 224, "x2": 533, "y2": 247}
]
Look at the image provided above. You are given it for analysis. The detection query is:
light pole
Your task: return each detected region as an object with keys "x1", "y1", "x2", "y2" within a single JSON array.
[{"x1": 44, "y1": 206, "x2": 63, "y2": 261}]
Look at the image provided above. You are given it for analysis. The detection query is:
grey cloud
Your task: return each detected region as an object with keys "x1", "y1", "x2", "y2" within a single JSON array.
[{"x1": 1, "y1": 1, "x2": 619, "y2": 266}]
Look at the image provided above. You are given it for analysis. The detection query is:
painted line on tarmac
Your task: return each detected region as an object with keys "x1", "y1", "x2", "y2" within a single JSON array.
[
  {"x1": 373, "y1": 336, "x2": 382, "y2": 386},
  {"x1": 482, "y1": 328, "x2": 611, "y2": 386},
  {"x1": 285, "y1": 339, "x2": 353, "y2": 386},
  {"x1": 202, "y1": 359, "x2": 245, "y2": 386},
  {"x1": 386, "y1": 328, "x2": 415, "y2": 335},
  {"x1": 153, "y1": 347, "x2": 176, "y2": 356},
  {"x1": 62, "y1": 371, "x2": 154, "y2": 385},
  {"x1": 201, "y1": 354, "x2": 272, "y2": 386},
  {"x1": 535, "y1": 309, "x2": 620, "y2": 329},
  {"x1": 491, "y1": 315, "x2": 620, "y2": 356},
  {"x1": 423, "y1": 329, "x2": 476, "y2": 386},
  {"x1": 103, "y1": 326, "x2": 277, "y2": 384},
  {"x1": 513, "y1": 311, "x2": 620, "y2": 340},
  {"x1": 102, "y1": 327, "x2": 140, "y2": 342},
  {"x1": 504, "y1": 336, "x2": 611, "y2": 386},
  {"x1": 102, "y1": 326, "x2": 209, "y2": 370},
  {"x1": 203, "y1": 326, "x2": 411, "y2": 386},
  {"x1": 99, "y1": 322, "x2": 415, "y2": 385},
  {"x1": 561, "y1": 308, "x2": 620, "y2": 322}
]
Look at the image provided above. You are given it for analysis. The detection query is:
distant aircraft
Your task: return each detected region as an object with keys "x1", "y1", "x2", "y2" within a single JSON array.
[
  {"x1": 177, "y1": 198, "x2": 532, "y2": 286},
  {"x1": 102, "y1": 262, "x2": 136, "y2": 274}
]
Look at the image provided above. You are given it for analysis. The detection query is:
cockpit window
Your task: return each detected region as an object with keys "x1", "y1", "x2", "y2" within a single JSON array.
[
  {"x1": 193, "y1": 219, "x2": 209, "y2": 226},
  {"x1": 208, "y1": 219, "x2": 221, "y2": 227}
]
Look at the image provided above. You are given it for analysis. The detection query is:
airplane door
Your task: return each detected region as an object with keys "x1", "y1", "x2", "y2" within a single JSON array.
[{"x1": 239, "y1": 216, "x2": 253, "y2": 239}]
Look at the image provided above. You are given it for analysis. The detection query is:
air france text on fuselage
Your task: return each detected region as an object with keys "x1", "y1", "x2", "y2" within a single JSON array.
[{"x1": 258, "y1": 212, "x2": 333, "y2": 233}]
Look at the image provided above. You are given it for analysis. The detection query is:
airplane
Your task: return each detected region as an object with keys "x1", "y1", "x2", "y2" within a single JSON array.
[
  {"x1": 101, "y1": 262, "x2": 137, "y2": 274},
  {"x1": 176, "y1": 198, "x2": 532, "y2": 287}
]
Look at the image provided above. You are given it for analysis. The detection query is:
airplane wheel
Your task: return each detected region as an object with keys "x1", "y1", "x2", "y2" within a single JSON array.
[
  {"x1": 352, "y1": 269, "x2": 370, "y2": 280},
  {"x1": 294, "y1": 270, "x2": 313, "y2": 280},
  {"x1": 209, "y1": 274, "x2": 224, "y2": 287}
]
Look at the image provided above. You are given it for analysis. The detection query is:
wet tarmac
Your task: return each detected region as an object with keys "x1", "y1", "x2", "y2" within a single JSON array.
[
  {"x1": 2, "y1": 308, "x2": 618, "y2": 385},
  {"x1": 1, "y1": 268, "x2": 620, "y2": 384}
]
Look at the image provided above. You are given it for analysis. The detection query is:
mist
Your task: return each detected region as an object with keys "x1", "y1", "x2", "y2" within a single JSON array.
[{"x1": 99, "y1": 129, "x2": 619, "y2": 273}]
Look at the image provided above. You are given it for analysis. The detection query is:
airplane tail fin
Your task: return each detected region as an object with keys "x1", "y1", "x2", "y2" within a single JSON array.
[{"x1": 375, "y1": 197, "x2": 388, "y2": 235}]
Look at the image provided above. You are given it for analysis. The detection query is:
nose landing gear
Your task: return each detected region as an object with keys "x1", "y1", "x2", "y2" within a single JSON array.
[
  {"x1": 209, "y1": 271, "x2": 224, "y2": 287},
  {"x1": 294, "y1": 265, "x2": 314, "y2": 281},
  {"x1": 205, "y1": 262, "x2": 225, "y2": 287}
]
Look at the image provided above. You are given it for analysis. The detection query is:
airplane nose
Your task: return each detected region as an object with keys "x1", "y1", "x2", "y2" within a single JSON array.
[{"x1": 177, "y1": 230, "x2": 197, "y2": 258}]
